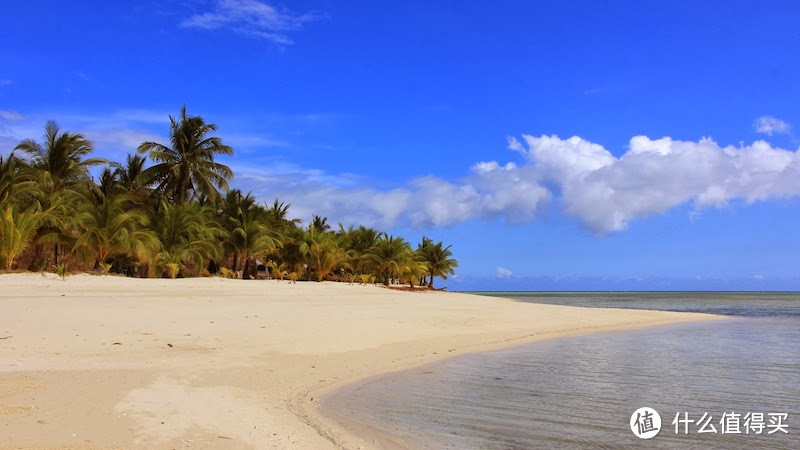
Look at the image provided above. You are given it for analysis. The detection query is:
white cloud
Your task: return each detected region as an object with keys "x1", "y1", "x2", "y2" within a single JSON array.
[
  {"x1": 0, "y1": 110, "x2": 23, "y2": 121},
  {"x1": 509, "y1": 134, "x2": 800, "y2": 232},
  {"x1": 82, "y1": 128, "x2": 165, "y2": 155},
  {"x1": 754, "y1": 116, "x2": 791, "y2": 136},
  {"x1": 231, "y1": 161, "x2": 550, "y2": 228},
  {"x1": 181, "y1": 0, "x2": 320, "y2": 46},
  {"x1": 7, "y1": 106, "x2": 800, "y2": 235},
  {"x1": 496, "y1": 267, "x2": 513, "y2": 278},
  {"x1": 231, "y1": 132, "x2": 800, "y2": 233}
]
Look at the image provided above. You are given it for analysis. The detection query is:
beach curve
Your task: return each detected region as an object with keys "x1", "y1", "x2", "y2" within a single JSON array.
[{"x1": 0, "y1": 274, "x2": 721, "y2": 449}]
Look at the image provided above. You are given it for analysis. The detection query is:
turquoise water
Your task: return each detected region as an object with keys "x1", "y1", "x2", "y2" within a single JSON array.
[{"x1": 324, "y1": 292, "x2": 800, "y2": 449}]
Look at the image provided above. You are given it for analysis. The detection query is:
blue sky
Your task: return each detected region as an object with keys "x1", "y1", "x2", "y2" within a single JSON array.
[{"x1": 2, "y1": 0, "x2": 800, "y2": 290}]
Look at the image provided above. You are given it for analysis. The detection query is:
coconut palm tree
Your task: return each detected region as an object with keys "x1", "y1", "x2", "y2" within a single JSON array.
[
  {"x1": 266, "y1": 199, "x2": 299, "y2": 224},
  {"x1": 0, "y1": 153, "x2": 36, "y2": 208},
  {"x1": 311, "y1": 215, "x2": 330, "y2": 232},
  {"x1": 221, "y1": 189, "x2": 262, "y2": 274},
  {"x1": 96, "y1": 167, "x2": 122, "y2": 199},
  {"x1": 151, "y1": 201, "x2": 221, "y2": 277},
  {"x1": 301, "y1": 225, "x2": 346, "y2": 281},
  {"x1": 227, "y1": 204, "x2": 276, "y2": 279},
  {"x1": 14, "y1": 121, "x2": 104, "y2": 190},
  {"x1": 0, "y1": 204, "x2": 43, "y2": 270},
  {"x1": 111, "y1": 154, "x2": 151, "y2": 205},
  {"x1": 112, "y1": 154, "x2": 147, "y2": 188},
  {"x1": 138, "y1": 106, "x2": 233, "y2": 205},
  {"x1": 419, "y1": 239, "x2": 458, "y2": 289},
  {"x1": 72, "y1": 189, "x2": 157, "y2": 269},
  {"x1": 366, "y1": 234, "x2": 414, "y2": 286},
  {"x1": 14, "y1": 122, "x2": 105, "y2": 267},
  {"x1": 401, "y1": 259, "x2": 429, "y2": 288}
]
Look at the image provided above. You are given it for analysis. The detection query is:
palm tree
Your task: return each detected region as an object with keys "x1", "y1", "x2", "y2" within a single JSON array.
[
  {"x1": 0, "y1": 153, "x2": 36, "y2": 207},
  {"x1": 266, "y1": 199, "x2": 298, "y2": 224},
  {"x1": 15, "y1": 122, "x2": 105, "y2": 267},
  {"x1": 311, "y1": 215, "x2": 330, "y2": 232},
  {"x1": 301, "y1": 226, "x2": 346, "y2": 281},
  {"x1": 0, "y1": 205, "x2": 43, "y2": 270},
  {"x1": 96, "y1": 167, "x2": 122, "y2": 199},
  {"x1": 72, "y1": 190, "x2": 157, "y2": 269},
  {"x1": 113, "y1": 153, "x2": 146, "y2": 186},
  {"x1": 138, "y1": 106, "x2": 233, "y2": 205},
  {"x1": 366, "y1": 234, "x2": 414, "y2": 286},
  {"x1": 111, "y1": 154, "x2": 151, "y2": 204},
  {"x1": 151, "y1": 201, "x2": 221, "y2": 277},
  {"x1": 221, "y1": 190, "x2": 261, "y2": 275},
  {"x1": 402, "y1": 260, "x2": 428, "y2": 288},
  {"x1": 419, "y1": 239, "x2": 458, "y2": 289},
  {"x1": 14, "y1": 121, "x2": 104, "y2": 189},
  {"x1": 227, "y1": 204, "x2": 276, "y2": 279}
]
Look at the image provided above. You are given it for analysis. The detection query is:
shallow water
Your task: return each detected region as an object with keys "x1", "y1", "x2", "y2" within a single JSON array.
[{"x1": 325, "y1": 293, "x2": 800, "y2": 449}]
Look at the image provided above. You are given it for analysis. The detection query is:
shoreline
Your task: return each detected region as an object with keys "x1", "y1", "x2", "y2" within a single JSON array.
[
  {"x1": 316, "y1": 319, "x2": 724, "y2": 449},
  {"x1": 0, "y1": 273, "x2": 722, "y2": 449},
  {"x1": 307, "y1": 315, "x2": 724, "y2": 449}
]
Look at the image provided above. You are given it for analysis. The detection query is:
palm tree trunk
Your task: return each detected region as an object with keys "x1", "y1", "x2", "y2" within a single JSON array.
[
  {"x1": 54, "y1": 243, "x2": 59, "y2": 265},
  {"x1": 232, "y1": 253, "x2": 239, "y2": 273},
  {"x1": 27, "y1": 244, "x2": 42, "y2": 271},
  {"x1": 428, "y1": 276, "x2": 434, "y2": 289},
  {"x1": 242, "y1": 251, "x2": 252, "y2": 279}
]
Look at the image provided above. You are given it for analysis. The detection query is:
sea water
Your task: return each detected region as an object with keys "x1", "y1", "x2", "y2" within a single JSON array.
[{"x1": 323, "y1": 293, "x2": 800, "y2": 449}]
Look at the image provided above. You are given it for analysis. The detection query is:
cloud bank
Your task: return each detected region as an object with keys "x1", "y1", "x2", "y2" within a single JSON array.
[
  {"x1": 5, "y1": 107, "x2": 799, "y2": 235},
  {"x1": 235, "y1": 133, "x2": 800, "y2": 233},
  {"x1": 181, "y1": 0, "x2": 320, "y2": 46}
]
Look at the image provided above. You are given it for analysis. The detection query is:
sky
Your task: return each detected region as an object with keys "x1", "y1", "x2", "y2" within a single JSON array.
[{"x1": 2, "y1": 0, "x2": 800, "y2": 290}]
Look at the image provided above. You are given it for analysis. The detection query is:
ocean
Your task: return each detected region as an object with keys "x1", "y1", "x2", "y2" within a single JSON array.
[{"x1": 323, "y1": 292, "x2": 800, "y2": 449}]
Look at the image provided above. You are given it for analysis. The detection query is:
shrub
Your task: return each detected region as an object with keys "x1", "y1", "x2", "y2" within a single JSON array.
[
  {"x1": 54, "y1": 263, "x2": 68, "y2": 281},
  {"x1": 165, "y1": 262, "x2": 180, "y2": 279}
]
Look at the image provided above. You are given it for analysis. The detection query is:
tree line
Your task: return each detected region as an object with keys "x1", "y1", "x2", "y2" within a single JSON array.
[{"x1": 0, "y1": 106, "x2": 458, "y2": 287}]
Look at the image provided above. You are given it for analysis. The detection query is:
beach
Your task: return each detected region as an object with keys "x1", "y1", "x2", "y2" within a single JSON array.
[{"x1": 0, "y1": 274, "x2": 717, "y2": 449}]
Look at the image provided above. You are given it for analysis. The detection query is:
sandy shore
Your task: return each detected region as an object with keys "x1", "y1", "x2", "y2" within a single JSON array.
[{"x1": 0, "y1": 273, "x2": 718, "y2": 449}]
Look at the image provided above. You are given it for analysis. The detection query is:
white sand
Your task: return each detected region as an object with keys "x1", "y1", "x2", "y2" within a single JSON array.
[{"x1": 0, "y1": 273, "x2": 718, "y2": 449}]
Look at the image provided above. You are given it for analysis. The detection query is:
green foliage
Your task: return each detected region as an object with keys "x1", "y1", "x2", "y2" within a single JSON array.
[
  {"x1": 402, "y1": 260, "x2": 428, "y2": 288},
  {"x1": 72, "y1": 190, "x2": 157, "y2": 267},
  {"x1": 152, "y1": 201, "x2": 221, "y2": 277},
  {"x1": 417, "y1": 237, "x2": 459, "y2": 289},
  {"x1": 3, "y1": 109, "x2": 459, "y2": 286},
  {"x1": 366, "y1": 234, "x2": 414, "y2": 286},
  {"x1": 138, "y1": 105, "x2": 233, "y2": 205},
  {"x1": 0, "y1": 205, "x2": 43, "y2": 270},
  {"x1": 268, "y1": 261, "x2": 288, "y2": 281},
  {"x1": 165, "y1": 262, "x2": 180, "y2": 279},
  {"x1": 301, "y1": 226, "x2": 346, "y2": 281},
  {"x1": 0, "y1": 153, "x2": 36, "y2": 208},
  {"x1": 222, "y1": 190, "x2": 276, "y2": 279},
  {"x1": 14, "y1": 121, "x2": 104, "y2": 190},
  {"x1": 54, "y1": 263, "x2": 68, "y2": 280}
]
